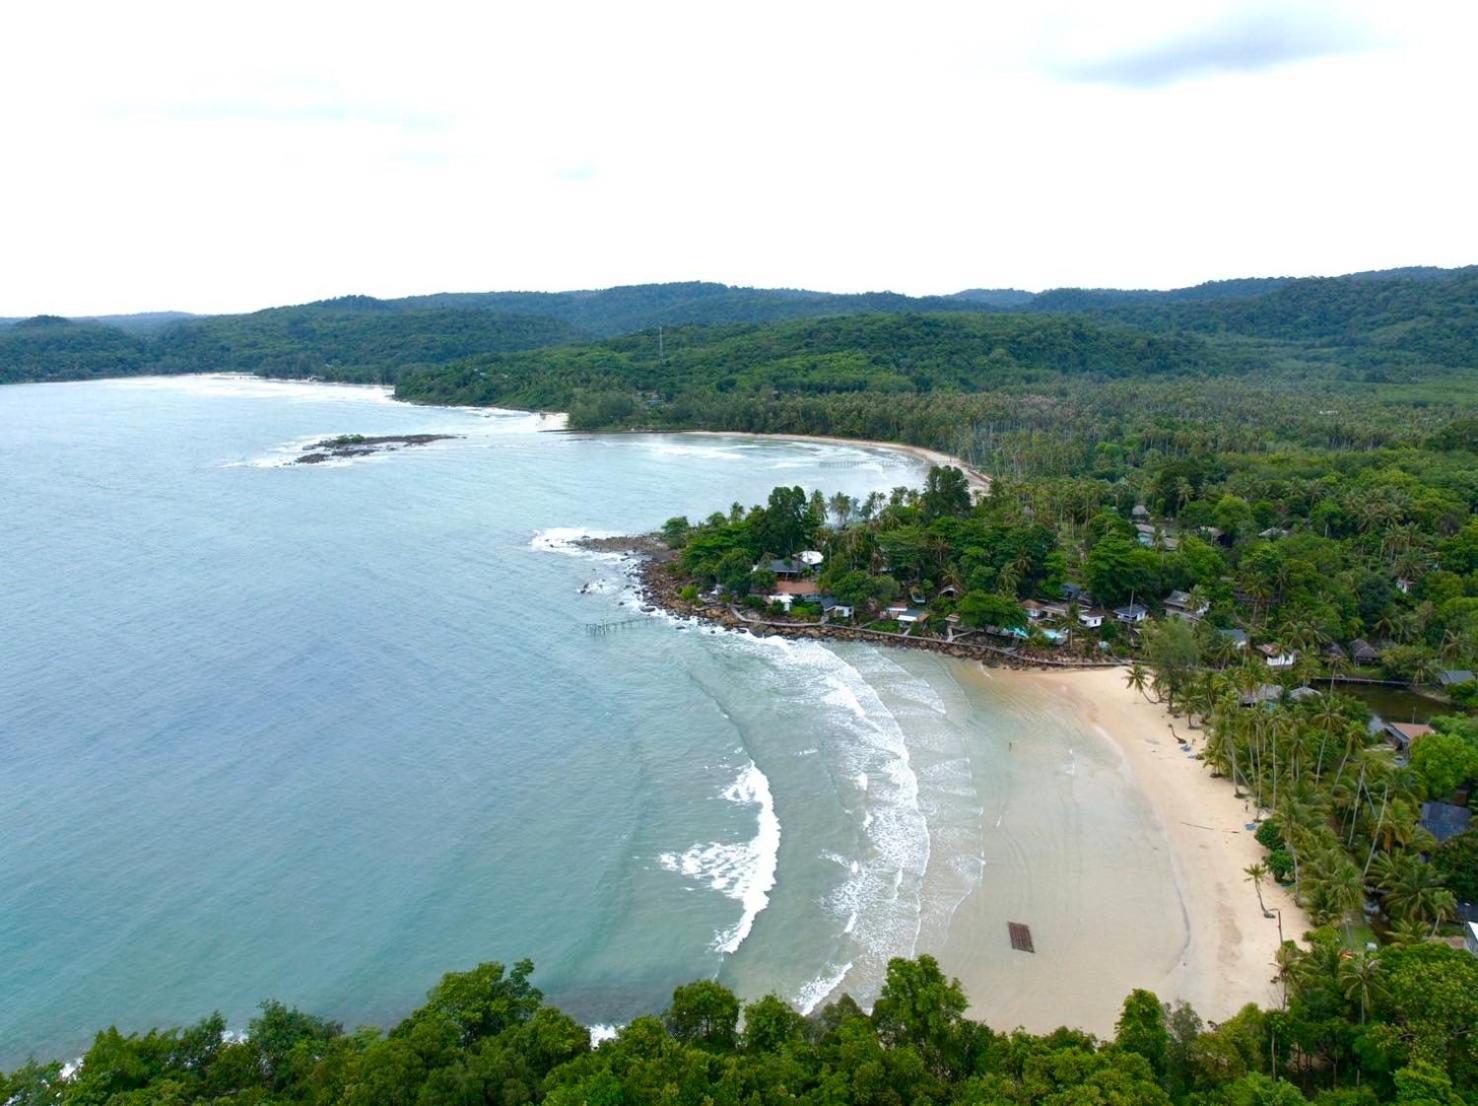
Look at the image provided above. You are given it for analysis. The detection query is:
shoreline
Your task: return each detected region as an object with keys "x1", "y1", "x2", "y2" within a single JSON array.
[
  {"x1": 609, "y1": 543, "x2": 1307, "y2": 1033},
  {"x1": 633, "y1": 554, "x2": 1117, "y2": 670},
  {"x1": 680, "y1": 429, "x2": 992, "y2": 493},
  {"x1": 938, "y1": 665, "x2": 1307, "y2": 1035}
]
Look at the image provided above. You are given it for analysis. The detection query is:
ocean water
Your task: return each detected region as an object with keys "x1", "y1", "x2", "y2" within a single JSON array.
[{"x1": 0, "y1": 375, "x2": 1166, "y2": 1064}]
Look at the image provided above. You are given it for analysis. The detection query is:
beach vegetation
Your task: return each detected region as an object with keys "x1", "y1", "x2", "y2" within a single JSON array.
[{"x1": 11, "y1": 949, "x2": 1477, "y2": 1105}]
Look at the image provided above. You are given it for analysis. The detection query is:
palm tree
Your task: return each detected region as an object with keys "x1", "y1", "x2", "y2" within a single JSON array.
[
  {"x1": 1125, "y1": 662, "x2": 1152, "y2": 702},
  {"x1": 1244, "y1": 862, "x2": 1271, "y2": 917},
  {"x1": 1374, "y1": 852, "x2": 1454, "y2": 932},
  {"x1": 1338, "y1": 952, "x2": 1385, "y2": 1025},
  {"x1": 1384, "y1": 917, "x2": 1430, "y2": 948}
]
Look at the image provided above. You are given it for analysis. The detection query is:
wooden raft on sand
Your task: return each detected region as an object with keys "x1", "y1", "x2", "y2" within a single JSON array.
[{"x1": 1008, "y1": 922, "x2": 1035, "y2": 953}]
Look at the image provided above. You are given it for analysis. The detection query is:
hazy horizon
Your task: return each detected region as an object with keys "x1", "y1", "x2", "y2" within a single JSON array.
[{"x1": 3, "y1": 1, "x2": 1475, "y2": 317}]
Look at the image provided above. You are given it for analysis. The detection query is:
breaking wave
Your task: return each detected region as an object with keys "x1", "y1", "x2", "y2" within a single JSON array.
[{"x1": 659, "y1": 761, "x2": 781, "y2": 955}]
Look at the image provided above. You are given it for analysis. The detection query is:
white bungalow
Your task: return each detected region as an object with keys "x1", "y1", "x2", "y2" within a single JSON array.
[
  {"x1": 1078, "y1": 609, "x2": 1105, "y2": 629},
  {"x1": 1258, "y1": 644, "x2": 1298, "y2": 669}
]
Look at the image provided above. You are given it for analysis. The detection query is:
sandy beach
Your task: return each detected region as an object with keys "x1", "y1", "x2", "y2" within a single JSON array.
[
  {"x1": 934, "y1": 665, "x2": 1304, "y2": 1037},
  {"x1": 682, "y1": 430, "x2": 992, "y2": 494}
]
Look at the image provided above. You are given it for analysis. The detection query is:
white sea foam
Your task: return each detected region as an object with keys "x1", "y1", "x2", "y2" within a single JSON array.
[
  {"x1": 716, "y1": 634, "x2": 933, "y2": 983},
  {"x1": 529, "y1": 527, "x2": 622, "y2": 559},
  {"x1": 795, "y1": 959, "x2": 854, "y2": 1015},
  {"x1": 104, "y1": 373, "x2": 398, "y2": 403},
  {"x1": 658, "y1": 761, "x2": 780, "y2": 955},
  {"x1": 588, "y1": 1023, "x2": 622, "y2": 1045},
  {"x1": 641, "y1": 441, "x2": 747, "y2": 462}
]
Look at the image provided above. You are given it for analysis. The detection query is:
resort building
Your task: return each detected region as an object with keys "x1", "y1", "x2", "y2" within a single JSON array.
[
  {"x1": 1240, "y1": 684, "x2": 1284, "y2": 707},
  {"x1": 1078, "y1": 609, "x2": 1105, "y2": 629},
  {"x1": 1258, "y1": 644, "x2": 1298, "y2": 669},
  {"x1": 1384, "y1": 721, "x2": 1433, "y2": 754},
  {"x1": 1114, "y1": 603, "x2": 1149, "y2": 625},
  {"x1": 818, "y1": 596, "x2": 853, "y2": 620},
  {"x1": 1438, "y1": 669, "x2": 1475, "y2": 688},
  {"x1": 767, "y1": 558, "x2": 808, "y2": 577},
  {"x1": 1164, "y1": 590, "x2": 1209, "y2": 620}
]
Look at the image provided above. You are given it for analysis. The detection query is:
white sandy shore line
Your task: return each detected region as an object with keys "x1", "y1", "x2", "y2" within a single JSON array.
[
  {"x1": 680, "y1": 430, "x2": 992, "y2": 494},
  {"x1": 939, "y1": 665, "x2": 1307, "y2": 1037}
]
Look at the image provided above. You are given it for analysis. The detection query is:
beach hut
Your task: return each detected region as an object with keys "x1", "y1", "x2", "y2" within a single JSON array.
[
  {"x1": 1240, "y1": 684, "x2": 1283, "y2": 707},
  {"x1": 1384, "y1": 721, "x2": 1433, "y2": 754},
  {"x1": 1165, "y1": 590, "x2": 1208, "y2": 620},
  {"x1": 819, "y1": 596, "x2": 854, "y2": 620},
  {"x1": 1438, "y1": 669, "x2": 1475, "y2": 688},
  {"x1": 1350, "y1": 639, "x2": 1381, "y2": 665},
  {"x1": 1258, "y1": 644, "x2": 1298, "y2": 669},
  {"x1": 1217, "y1": 627, "x2": 1249, "y2": 650},
  {"x1": 1114, "y1": 603, "x2": 1149, "y2": 625},
  {"x1": 1078, "y1": 609, "x2": 1105, "y2": 629}
]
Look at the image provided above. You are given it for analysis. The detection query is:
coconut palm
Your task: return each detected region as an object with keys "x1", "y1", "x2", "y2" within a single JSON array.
[
  {"x1": 1338, "y1": 951, "x2": 1385, "y2": 1024},
  {"x1": 1244, "y1": 862, "x2": 1271, "y2": 917},
  {"x1": 1124, "y1": 661, "x2": 1152, "y2": 702},
  {"x1": 1384, "y1": 917, "x2": 1430, "y2": 948}
]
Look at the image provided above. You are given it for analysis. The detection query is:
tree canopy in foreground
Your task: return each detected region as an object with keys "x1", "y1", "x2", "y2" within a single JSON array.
[{"x1": 7, "y1": 949, "x2": 1476, "y2": 1105}]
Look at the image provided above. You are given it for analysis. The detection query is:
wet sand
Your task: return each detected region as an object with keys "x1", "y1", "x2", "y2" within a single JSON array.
[
  {"x1": 681, "y1": 430, "x2": 991, "y2": 493},
  {"x1": 933, "y1": 665, "x2": 1303, "y2": 1036}
]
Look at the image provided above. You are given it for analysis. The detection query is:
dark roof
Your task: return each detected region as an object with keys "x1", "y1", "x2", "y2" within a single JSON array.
[
  {"x1": 768, "y1": 558, "x2": 805, "y2": 574},
  {"x1": 1166, "y1": 590, "x2": 1193, "y2": 606},
  {"x1": 1218, "y1": 627, "x2": 1249, "y2": 644},
  {"x1": 1350, "y1": 638, "x2": 1380, "y2": 660},
  {"x1": 1438, "y1": 669, "x2": 1474, "y2": 686},
  {"x1": 1420, "y1": 801, "x2": 1472, "y2": 844},
  {"x1": 1115, "y1": 603, "x2": 1148, "y2": 617}
]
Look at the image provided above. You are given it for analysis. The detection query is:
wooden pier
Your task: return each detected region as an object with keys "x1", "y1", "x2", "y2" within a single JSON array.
[
  {"x1": 584, "y1": 617, "x2": 651, "y2": 635},
  {"x1": 1007, "y1": 922, "x2": 1035, "y2": 953}
]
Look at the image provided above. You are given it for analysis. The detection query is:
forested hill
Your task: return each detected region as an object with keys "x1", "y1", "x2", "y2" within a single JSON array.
[
  {"x1": 0, "y1": 304, "x2": 582, "y2": 385},
  {"x1": 394, "y1": 281, "x2": 1014, "y2": 336},
  {"x1": 1047, "y1": 268, "x2": 1478, "y2": 369},
  {"x1": 394, "y1": 312, "x2": 1222, "y2": 419},
  {"x1": 1, "y1": 265, "x2": 1473, "y2": 386}
]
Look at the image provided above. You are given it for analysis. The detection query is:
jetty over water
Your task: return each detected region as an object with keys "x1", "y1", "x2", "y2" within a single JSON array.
[
  {"x1": 584, "y1": 616, "x2": 651, "y2": 635},
  {"x1": 1008, "y1": 922, "x2": 1035, "y2": 953}
]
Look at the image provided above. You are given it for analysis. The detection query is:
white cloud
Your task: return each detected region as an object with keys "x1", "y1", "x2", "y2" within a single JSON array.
[{"x1": 0, "y1": 0, "x2": 1474, "y2": 315}]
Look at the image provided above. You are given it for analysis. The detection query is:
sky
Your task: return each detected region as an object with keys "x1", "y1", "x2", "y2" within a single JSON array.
[{"x1": 2, "y1": 0, "x2": 1475, "y2": 316}]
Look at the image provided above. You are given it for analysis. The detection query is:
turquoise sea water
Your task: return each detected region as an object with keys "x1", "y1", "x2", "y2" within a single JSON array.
[{"x1": 1, "y1": 376, "x2": 1166, "y2": 1063}]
